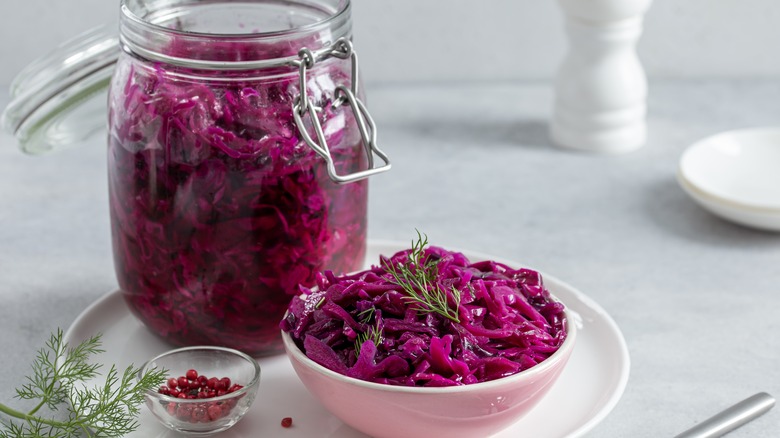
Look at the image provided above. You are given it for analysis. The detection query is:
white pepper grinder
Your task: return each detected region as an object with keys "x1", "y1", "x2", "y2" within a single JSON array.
[{"x1": 550, "y1": 0, "x2": 652, "y2": 153}]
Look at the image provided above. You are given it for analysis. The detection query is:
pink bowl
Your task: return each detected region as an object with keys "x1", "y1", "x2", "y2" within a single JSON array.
[{"x1": 282, "y1": 306, "x2": 577, "y2": 438}]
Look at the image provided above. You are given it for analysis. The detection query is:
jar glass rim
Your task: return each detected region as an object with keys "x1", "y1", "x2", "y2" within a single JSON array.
[{"x1": 120, "y1": 0, "x2": 351, "y2": 39}]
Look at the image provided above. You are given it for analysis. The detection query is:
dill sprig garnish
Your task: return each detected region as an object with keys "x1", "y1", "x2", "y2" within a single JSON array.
[
  {"x1": 382, "y1": 231, "x2": 461, "y2": 323},
  {"x1": 354, "y1": 307, "x2": 381, "y2": 359},
  {"x1": 354, "y1": 324, "x2": 383, "y2": 359},
  {"x1": 0, "y1": 329, "x2": 166, "y2": 437},
  {"x1": 357, "y1": 307, "x2": 376, "y2": 324}
]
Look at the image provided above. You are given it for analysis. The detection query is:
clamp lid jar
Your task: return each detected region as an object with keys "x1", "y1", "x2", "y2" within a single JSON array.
[{"x1": 3, "y1": 0, "x2": 391, "y2": 356}]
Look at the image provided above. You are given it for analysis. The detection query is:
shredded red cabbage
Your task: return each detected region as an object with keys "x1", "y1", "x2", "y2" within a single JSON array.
[
  {"x1": 108, "y1": 41, "x2": 367, "y2": 356},
  {"x1": 281, "y1": 246, "x2": 568, "y2": 386}
]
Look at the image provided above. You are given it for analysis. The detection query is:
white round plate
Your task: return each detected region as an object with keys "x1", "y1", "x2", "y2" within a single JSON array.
[
  {"x1": 678, "y1": 127, "x2": 780, "y2": 231},
  {"x1": 64, "y1": 241, "x2": 630, "y2": 438}
]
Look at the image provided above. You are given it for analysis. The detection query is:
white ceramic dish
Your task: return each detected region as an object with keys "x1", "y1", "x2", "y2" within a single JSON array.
[
  {"x1": 678, "y1": 127, "x2": 780, "y2": 231},
  {"x1": 63, "y1": 241, "x2": 630, "y2": 438}
]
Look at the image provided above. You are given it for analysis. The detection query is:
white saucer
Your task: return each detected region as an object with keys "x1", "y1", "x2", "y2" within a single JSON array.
[
  {"x1": 63, "y1": 241, "x2": 630, "y2": 438},
  {"x1": 678, "y1": 127, "x2": 780, "y2": 231}
]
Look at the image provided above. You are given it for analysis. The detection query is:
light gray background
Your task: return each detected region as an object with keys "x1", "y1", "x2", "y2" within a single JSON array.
[
  {"x1": 2, "y1": 0, "x2": 780, "y2": 84},
  {"x1": 2, "y1": 2, "x2": 780, "y2": 438}
]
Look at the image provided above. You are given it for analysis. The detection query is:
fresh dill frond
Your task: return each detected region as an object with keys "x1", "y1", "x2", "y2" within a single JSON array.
[
  {"x1": 357, "y1": 307, "x2": 376, "y2": 324},
  {"x1": 354, "y1": 305, "x2": 382, "y2": 359},
  {"x1": 354, "y1": 324, "x2": 383, "y2": 359},
  {"x1": 0, "y1": 329, "x2": 166, "y2": 437},
  {"x1": 382, "y1": 231, "x2": 461, "y2": 323}
]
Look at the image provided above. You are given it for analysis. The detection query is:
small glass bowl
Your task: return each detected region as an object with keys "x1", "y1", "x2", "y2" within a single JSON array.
[{"x1": 138, "y1": 346, "x2": 261, "y2": 435}]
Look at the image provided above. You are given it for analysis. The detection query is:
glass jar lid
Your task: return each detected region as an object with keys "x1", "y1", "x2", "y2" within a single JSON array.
[{"x1": 1, "y1": 25, "x2": 119, "y2": 154}]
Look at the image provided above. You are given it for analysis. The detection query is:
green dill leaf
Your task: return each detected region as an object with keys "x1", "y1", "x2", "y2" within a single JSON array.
[
  {"x1": 0, "y1": 330, "x2": 167, "y2": 438},
  {"x1": 357, "y1": 307, "x2": 376, "y2": 324},
  {"x1": 354, "y1": 324, "x2": 383, "y2": 359},
  {"x1": 381, "y1": 231, "x2": 461, "y2": 323}
]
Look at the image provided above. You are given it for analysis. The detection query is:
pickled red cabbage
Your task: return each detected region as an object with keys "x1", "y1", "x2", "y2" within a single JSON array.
[
  {"x1": 108, "y1": 42, "x2": 367, "y2": 356},
  {"x1": 281, "y1": 246, "x2": 568, "y2": 386}
]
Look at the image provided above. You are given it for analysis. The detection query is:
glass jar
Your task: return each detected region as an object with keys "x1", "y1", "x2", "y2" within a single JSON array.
[{"x1": 2, "y1": 0, "x2": 390, "y2": 356}]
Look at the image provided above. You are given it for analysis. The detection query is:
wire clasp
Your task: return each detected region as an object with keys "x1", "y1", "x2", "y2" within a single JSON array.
[{"x1": 292, "y1": 38, "x2": 391, "y2": 184}]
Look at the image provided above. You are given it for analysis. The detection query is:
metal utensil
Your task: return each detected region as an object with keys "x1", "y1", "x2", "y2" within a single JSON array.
[{"x1": 674, "y1": 392, "x2": 775, "y2": 438}]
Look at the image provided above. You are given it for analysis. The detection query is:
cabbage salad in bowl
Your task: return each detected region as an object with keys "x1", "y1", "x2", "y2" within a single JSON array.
[{"x1": 280, "y1": 234, "x2": 568, "y2": 386}]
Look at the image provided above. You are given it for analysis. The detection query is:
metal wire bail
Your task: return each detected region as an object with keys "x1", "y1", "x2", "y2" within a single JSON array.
[{"x1": 292, "y1": 39, "x2": 391, "y2": 184}]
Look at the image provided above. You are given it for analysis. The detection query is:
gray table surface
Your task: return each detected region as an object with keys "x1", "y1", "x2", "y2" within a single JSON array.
[{"x1": 1, "y1": 79, "x2": 779, "y2": 437}]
